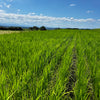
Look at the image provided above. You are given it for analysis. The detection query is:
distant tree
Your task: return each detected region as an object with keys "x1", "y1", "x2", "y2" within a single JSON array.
[
  {"x1": 17, "y1": 27, "x2": 23, "y2": 30},
  {"x1": 9, "y1": 27, "x2": 23, "y2": 30},
  {"x1": 0, "y1": 26, "x2": 23, "y2": 30},
  {"x1": 29, "y1": 26, "x2": 39, "y2": 30},
  {"x1": 0, "y1": 26, "x2": 7, "y2": 30},
  {"x1": 40, "y1": 26, "x2": 47, "y2": 30},
  {"x1": 72, "y1": 28, "x2": 79, "y2": 30},
  {"x1": 66, "y1": 28, "x2": 72, "y2": 30},
  {"x1": 29, "y1": 27, "x2": 33, "y2": 30},
  {"x1": 33, "y1": 26, "x2": 39, "y2": 30},
  {"x1": 66, "y1": 28, "x2": 79, "y2": 30},
  {"x1": 55, "y1": 28, "x2": 61, "y2": 30}
]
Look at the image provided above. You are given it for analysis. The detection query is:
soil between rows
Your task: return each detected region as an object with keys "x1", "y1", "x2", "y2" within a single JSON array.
[{"x1": 65, "y1": 47, "x2": 77, "y2": 99}]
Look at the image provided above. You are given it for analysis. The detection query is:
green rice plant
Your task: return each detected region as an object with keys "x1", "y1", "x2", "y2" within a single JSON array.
[{"x1": 79, "y1": 30, "x2": 100, "y2": 100}]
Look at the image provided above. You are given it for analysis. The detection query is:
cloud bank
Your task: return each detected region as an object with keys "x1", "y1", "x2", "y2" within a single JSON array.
[{"x1": 0, "y1": 10, "x2": 100, "y2": 28}]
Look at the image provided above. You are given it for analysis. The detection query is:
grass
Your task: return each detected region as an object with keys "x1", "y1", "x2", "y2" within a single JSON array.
[{"x1": 0, "y1": 29, "x2": 100, "y2": 100}]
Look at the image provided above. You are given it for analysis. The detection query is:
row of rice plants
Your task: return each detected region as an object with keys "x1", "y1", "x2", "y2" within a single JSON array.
[
  {"x1": 79, "y1": 30, "x2": 100, "y2": 100},
  {"x1": 74, "y1": 30, "x2": 100, "y2": 100}
]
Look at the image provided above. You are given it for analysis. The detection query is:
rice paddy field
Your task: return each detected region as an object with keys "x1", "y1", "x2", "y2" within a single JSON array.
[{"x1": 0, "y1": 29, "x2": 100, "y2": 100}]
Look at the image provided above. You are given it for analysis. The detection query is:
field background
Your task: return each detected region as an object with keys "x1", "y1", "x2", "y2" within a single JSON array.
[{"x1": 0, "y1": 29, "x2": 100, "y2": 100}]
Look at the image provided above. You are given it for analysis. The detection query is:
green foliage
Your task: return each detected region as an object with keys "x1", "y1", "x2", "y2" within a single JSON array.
[
  {"x1": 40, "y1": 26, "x2": 47, "y2": 30},
  {"x1": 29, "y1": 26, "x2": 39, "y2": 30}
]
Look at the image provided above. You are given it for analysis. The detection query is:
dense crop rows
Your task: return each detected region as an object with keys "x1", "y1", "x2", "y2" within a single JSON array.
[{"x1": 0, "y1": 29, "x2": 100, "y2": 100}]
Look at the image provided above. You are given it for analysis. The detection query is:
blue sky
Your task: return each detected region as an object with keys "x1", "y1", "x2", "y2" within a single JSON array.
[{"x1": 0, "y1": 0, "x2": 100, "y2": 28}]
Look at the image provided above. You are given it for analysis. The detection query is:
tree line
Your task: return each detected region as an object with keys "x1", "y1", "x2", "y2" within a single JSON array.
[
  {"x1": 29, "y1": 26, "x2": 47, "y2": 30},
  {"x1": 0, "y1": 26, "x2": 47, "y2": 31},
  {"x1": 0, "y1": 26, "x2": 23, "y2": 31}
]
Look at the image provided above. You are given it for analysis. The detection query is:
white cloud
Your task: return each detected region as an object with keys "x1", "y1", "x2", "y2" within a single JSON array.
[
  {"x1": 74, "y1": 18, "x2": 95, "y2": 22},
  {"x1": 17, "y1": 9, "x2": 21, "y2": 12},
  {"x1": 7, "y1": 0, "x2": 13, "y2": 2},
  {"x1": 0, "y1": 9, "x2": 5, "y2": 13},
  {"x1": 69, "y1": 4, "x2": 76, "y2": 7},
  {"x1": 0, "y1": 5, "x2": 3, "y2": 8},
  {"x1": 86, "y1": 10, "x2": 93, "y2": 14},
  {"x1": 4, "y1": 3, "x2": 11, "y2": 8},
  {"x1": 6, "y1": 4, "x2": 11, "y2": 8},
  {"x1": 98, "y1": 19, "x2": 100, "y2": 21},
  {"x1": 0, "y1": 10, "x2": 99, "y2": 28},
  {"x1": 28, "y1": 12, "x2": 36, "y2": 15}
]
